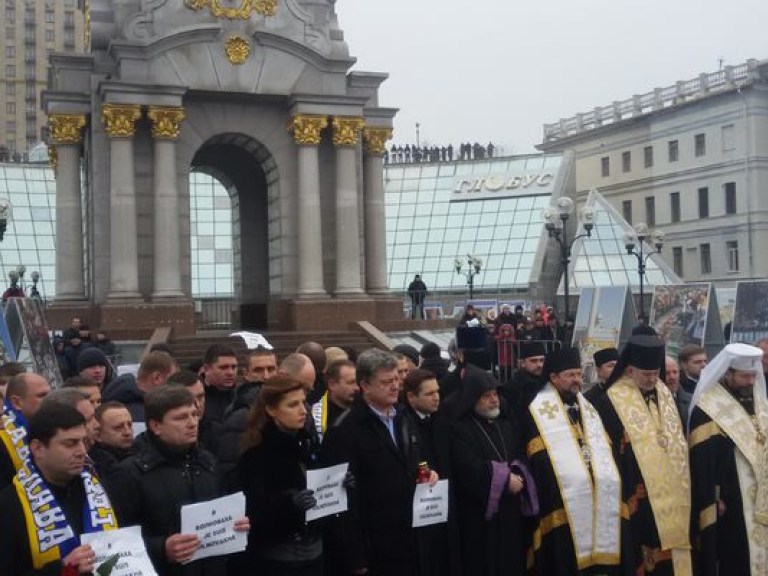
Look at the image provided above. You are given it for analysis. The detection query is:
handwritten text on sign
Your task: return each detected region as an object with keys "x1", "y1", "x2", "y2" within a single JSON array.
[
  {"x1": 412, "y1": 479, "x2": 449, "y2": 528},
  {"x1": 306, "y1": 463, "x2": 349, "y2": 522},
  {"x1": 81, "y1": 525, "x2": 158, "y2": 576},
  {"x1": 180, "y1": 491, "x2": 247, "y2": 562}
]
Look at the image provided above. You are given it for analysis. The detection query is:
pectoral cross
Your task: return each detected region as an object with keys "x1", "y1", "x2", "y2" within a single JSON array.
[{"x1": 539, "y1": 401, "x2": 559, "y2": 420}]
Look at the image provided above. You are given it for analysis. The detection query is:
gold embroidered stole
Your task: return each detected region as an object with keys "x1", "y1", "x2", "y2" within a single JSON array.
[
  {"x1": 608, "y1": 377, "x2": 691, "y2": 574},
  {"x1": 530, "y1": 384, "x2": 621, "y2": 568},
  {"x1": 698, "y1": 384, "x2": 768, "y2": 574}
]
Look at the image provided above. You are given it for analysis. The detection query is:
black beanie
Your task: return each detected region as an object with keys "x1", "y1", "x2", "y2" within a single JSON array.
[{"x1": 77, "y1": 348, "x2": 109, "y2": 373}]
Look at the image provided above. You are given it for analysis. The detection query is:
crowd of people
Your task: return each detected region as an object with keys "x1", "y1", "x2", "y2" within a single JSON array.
[
  {"x1": 386, "y1": 142, "x2": 497, "y2": 165},
  {"x1": 0, "y1": 323, "x2": 767, "y2": 575}
]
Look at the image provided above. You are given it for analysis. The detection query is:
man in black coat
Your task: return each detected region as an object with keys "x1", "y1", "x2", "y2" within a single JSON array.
[
  {"x1": 499, "y1": 341, "x2": 546, "y2": 419},
  {"x1": 201, "y1": 344, "x2": 239, "y2": 424},
  {"x1": 407, "y1": 275, "x2": 428, "y2": 319},
  {"x1": 89, "y1": 401, "x2": 134, "y2": 479},
  {"x1": 108, "y1": 386, "x2": 249, "y2": 576},
  {"x1": 320, "y1": 349, "x2": 437, "y2": 576}
]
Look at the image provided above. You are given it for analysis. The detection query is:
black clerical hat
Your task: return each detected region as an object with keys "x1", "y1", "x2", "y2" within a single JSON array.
[
  {"x1": 519, "y1": 341, "x2": 546, "y2": 359},
  {"x1": 593, "y1": 347, "x2": 619, "y2": 368},
  {"x1": 606, "y1": 334, "x2": 665, "y2": 386},
  {"x1": 544, "y1": 347, "x2": 581, "y2": 380}
]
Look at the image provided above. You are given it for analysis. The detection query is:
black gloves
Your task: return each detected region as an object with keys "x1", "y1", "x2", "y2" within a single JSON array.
[{"x1": 291, "y1": 489, "x2": 317, "y2": 511}]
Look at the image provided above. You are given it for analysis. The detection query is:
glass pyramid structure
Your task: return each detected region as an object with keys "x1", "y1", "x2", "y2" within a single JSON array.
[{"x1": 560, "y1": 189, "x2": 681, "y2": 293}]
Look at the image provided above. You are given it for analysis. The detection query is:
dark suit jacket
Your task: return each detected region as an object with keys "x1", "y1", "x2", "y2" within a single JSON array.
[{"x1": 674, "y1": 387, "x2": 693, "y2": 432}]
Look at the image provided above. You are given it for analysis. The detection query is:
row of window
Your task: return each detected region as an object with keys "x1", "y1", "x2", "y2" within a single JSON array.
[
  {"x1": 3, "y1": 9, "x2": 75, "y2": 24},
  {"x1": 620, "y1": 182, "x2": 737, "y2": 225},
  {"x1": 601, "y1": 127, "x2": 736, "y2": 176},
  {"x1": 671, "y1": 241, "x2": 740, "y2": 277},
  {"x1": 5, "y1": 82, "x2": 38, "y2": 97}
]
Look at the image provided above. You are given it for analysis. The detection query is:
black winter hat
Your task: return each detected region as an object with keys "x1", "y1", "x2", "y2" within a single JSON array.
[{"x1": 77, "y1": 347, "x2": 109, "y2": 373}]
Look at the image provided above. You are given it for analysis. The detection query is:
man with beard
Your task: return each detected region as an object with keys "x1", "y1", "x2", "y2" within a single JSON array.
[
  {"x1": 500, "y1": 341, "x2": 546, "y2": 418},
  {"x1": 591, "y1": 335, "x2": 692, "y2": 575},
  {"x1": 689, "y1": 343, "x2": 767, "y2": 575},
  {"x1": 449, "y1": 364, "x2": 534, "y2": 575},
  {"x1": 524, "y1": 348, "x2": 624, "y2": 575},
  {"x1": 584, "y1": 347, "x2": 619, "y2": 403}
]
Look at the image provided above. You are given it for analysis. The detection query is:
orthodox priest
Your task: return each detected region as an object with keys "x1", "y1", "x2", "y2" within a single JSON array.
[
  {"x1": 449, "y1": 364, "x2": 537, "y2": 575},
  {"x1": 524, "y1": 347, "x2": 624, "y2": 575},
  {"x1": 591, "y1": 335, "x2": 692, "y2": 575},
  {"x1": 689, "y1": 343, "x2": 768, "y2": 575}
]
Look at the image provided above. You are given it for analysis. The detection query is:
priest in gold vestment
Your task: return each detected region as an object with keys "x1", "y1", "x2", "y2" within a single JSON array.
[
  {"x1": 591, "y1": 335, "x2": 692, "y2": 576},
  {"x1": 689, "y1": 343, "x2": 768, "y2": 576}
]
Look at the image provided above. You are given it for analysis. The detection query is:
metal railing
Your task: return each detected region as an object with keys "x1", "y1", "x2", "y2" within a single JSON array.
[
  {"x1": 193, "y1": 297, "x2": 239, "y2": 330},
  {"x1": 494, "y1": 338, "x2": 563, "y2": 382},
  {"x1": 543, "y1": 59, "x2": 759, "y2": 143}
]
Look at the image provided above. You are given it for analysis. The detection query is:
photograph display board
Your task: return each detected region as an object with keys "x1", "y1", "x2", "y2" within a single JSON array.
[
  {"x1": 730, "y1": 281, "x2": 768, "y2": 344},
  {"x1": 0, "y1": 307, "x2": 15, "y2": 363},
  {"x1": 572, "y1": 286, "x2": 635, "y2": 367},
  {"x1": 649, "y1": 284, "x2": 723, "y2": 357},
  {"x1": 4, "y1": 298, "x2": 62, "y2": 387}
]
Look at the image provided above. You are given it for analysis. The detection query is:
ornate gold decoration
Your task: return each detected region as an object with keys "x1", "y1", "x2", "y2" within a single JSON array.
[
  {"x1": 332, "y1": 117, "x2": 365, "y2": 147},
  {"x1": 84, "y1": 0, "x2": 91, "y2": 51},
  {"x1": 101, "y1": 104, "x2": 142, "y2": 138},
  {"x1": 225, "y1": 36, "x2": 250, "y2": 65},
  {"x1": 363, "y1": 126, "x2": 393, "y2": 155},
  {"x1": 48, "y1": 114, "x2": 87, "y2": 145},
  {"x1": 288, "y1": 115, "x2": 328, "y2": 146},
  {"x1": 184, "y1": 0, "x2": 277, "y2": 20},
  {"x1": 147, "y1": 106, "x2": 186, "y2": 139}
]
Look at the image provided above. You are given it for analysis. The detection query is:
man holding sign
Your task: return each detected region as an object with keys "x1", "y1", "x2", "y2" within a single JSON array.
[
  {"x1": 0, "y1": 401, "x2": 117, "y2": 575},
  {"x1": 108, "y1": 386, "x2": 249, "y2": 576}
]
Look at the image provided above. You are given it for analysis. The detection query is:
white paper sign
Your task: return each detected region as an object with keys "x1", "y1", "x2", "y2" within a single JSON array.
[
  {"x1": 305, "y1": 463, "x2": 349, "y2": 522},
  {"x1": 180, "y1": 492, "x2": 247, "y2": 562},
  {"x1": 81, "y1": 526, "x2": 158, "y2": 576},
  {"x1": 412, "y1": 479, "x2": 449, "y2": 528}
]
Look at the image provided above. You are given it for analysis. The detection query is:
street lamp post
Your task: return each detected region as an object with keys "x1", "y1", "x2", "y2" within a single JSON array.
[
  {"x1": 455, "y1": 255, "x2": 483, "y2": 299},
  {"x1": 542, "y1": 197, "x2": 596, "y2": 325},
  {"x1": 623, "y1": 223, "x2": 664, "y2": 322}
]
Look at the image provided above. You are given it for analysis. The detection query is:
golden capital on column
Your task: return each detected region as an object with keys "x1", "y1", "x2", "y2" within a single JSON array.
[
  {"x1": 363, "y1": 127, "x2": 393, "y2": 156},
  {"x1": 48, "y1": 114, "x2": 87, "y2": 145},
  {"x1": 332, "y1": 116, "x2": 365, "y2": 147},
  {"x1": 48, "y1": 145, "x2": 58, "y2": 173},
  {"x1": 289, "y1": 115, "x2": 328, "y2": 146},
  {"x1": 101, "y1": 104, "x2": 142, "y2": 138},
  {"x1": 147, "y1": 106, "x2": 186, "y2": 139}
]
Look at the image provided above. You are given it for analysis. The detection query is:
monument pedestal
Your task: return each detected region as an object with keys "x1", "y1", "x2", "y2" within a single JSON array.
[
  {"x1": 99, "y1": 301, "x2": 196, "y2": 339},
  {"x1": 284, "y1": 297, "x2": 402, "y2": 331}
]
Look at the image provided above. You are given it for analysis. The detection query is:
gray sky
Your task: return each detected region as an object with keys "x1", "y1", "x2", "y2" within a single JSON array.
[{"x1": 337, "y1": 0, "x2": 768, "y2": 153}]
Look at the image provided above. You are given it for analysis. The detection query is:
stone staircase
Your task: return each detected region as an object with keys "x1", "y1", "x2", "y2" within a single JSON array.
[{"x1": 168, "y1": 329, "x2": 380, "y2": 369}]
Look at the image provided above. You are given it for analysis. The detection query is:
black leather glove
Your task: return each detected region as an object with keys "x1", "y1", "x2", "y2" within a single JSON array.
[
  {"x1": 291, "y1": 489, "x2": 317, "y2": 511},
  {"x1": 342, "y1": 471, "x2": 356, "y2": 490}
]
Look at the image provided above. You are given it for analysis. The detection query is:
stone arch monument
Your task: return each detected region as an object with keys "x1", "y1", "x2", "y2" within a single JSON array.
[{"x1": 43, "y1": 0, "x2": 399, "y2": 334}]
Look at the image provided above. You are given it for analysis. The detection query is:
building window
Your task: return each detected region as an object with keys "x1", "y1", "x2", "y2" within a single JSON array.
[
  {"x1": 5, "y1": 102, "x2": 15, "y2": 115},
  {"x1": 5, "y1": 26, "x2": 14, "y2": 39},
  {"x1": 622, "y1": 200, "x2": 632, "y2": 224},
  {"x1": 645, "y1": 196, "x2": 656, "y2": 227},
  {"x1": 64, "y1": 29, "x2": 75, "y2": 46},
  {"x1": 45, "y1": 29, "x2": 54, "y2": 42},
  {"x1": 727, "y1": 241, "x2": 739, "y2": 272},
  {"x1": 601, "y1": 156, "x2": 610, "y2": 177},
  {"x1": 4, "y1": 8, "x2": 14, "y2": 21},
  {"x1": 45, "y1": 10, "x2": 55, "y2": 23},
  {"x1": 700, "y1": 244, "x2": 711, "y2": 275},
  {"x1": 5, "y1": 120, "x2": 15, "y2": 133},
  {"x1": 722, "y1": 124, "x2": 735, "y2": 152},
  {"x1": 673, "y1": 247, "x2": 684, "y2": 277},
  {"x1": 695, "y1": 133, "x2": 706, "y2": 157},
  {"x1": 670, "y1": 191, "x2": 681, "y2": 223},
  {"x1": 5, "y1": 64, "x2": 15, "y2": 78},
  {"x1": 644, "y1": 146, "x2": 653, "y2": 168},
  {"x1": 698, "y1": 187, "x2": 709, "y2": 218},
  {"x1": 25, "y1": 62, "x2": 35, "y2": 76},
  {"x1": 5, "y1": 46, "x2": 15, "y2": 59},
  {"x1": 668, "y1": 140, "x2": 679, "y2": 162},
  {"x1": 64, "y1": 12, "x2": 75, "y2": 26},
  {"x1": 25, "y1": 83, "x2": 36, "y2": 98},
  {"x1": 724, "y1": 182, "x2": 736, "y2": 215},
  {"x1": 622, "y1": 151, "x2": 631, "y2": 173},
  {"x1": 5, "y1": 83, "x2": 14, "y2": 96}
]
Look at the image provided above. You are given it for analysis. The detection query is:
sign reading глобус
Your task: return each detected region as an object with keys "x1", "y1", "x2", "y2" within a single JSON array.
[
  {"x1": 180, "y1": 491, "x2": 247, "y2": 562},
  {"x1": 81, "y1": 526, "x2": 158, "y2": 576},
  {"x1": 306, "y1": 463, "x2": 349, "y2": 522}
]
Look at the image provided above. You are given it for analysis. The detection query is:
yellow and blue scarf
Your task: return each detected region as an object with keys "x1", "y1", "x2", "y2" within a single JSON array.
[
  {"x1": 13, "y1": 458, "x2": 118, "y2": 569},
  {"x1": 0, "y1": 397, "x2": 30, "y2": 471}
]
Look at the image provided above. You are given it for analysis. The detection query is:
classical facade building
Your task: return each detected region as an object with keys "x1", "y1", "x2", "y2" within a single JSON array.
[
  {"x1": 42, "y1": 0, "x2": 399, "y2": 334},
  {"x1": 0, "y1": 0, "x2": 86, "y2": 154},
  {"x1": 539, "y1": 58, "x2": 768, "y2": 289}
]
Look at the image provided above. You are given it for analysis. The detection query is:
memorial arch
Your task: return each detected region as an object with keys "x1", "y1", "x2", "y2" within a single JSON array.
[{"x1": 43, "y1": 0, "x2": 399, "y2": 334}]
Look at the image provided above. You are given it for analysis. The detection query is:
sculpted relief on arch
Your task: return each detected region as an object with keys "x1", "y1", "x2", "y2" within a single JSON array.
[{"x1": 184, "y1": 0, "x2": 278, "y2": 19}]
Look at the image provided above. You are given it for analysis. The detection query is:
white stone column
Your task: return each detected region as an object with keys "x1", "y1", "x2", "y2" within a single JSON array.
[
  {"x1": 102, "y1": 103, "x2": 142, "y2": 300},
  {"x1": 49, "y1": 114, "x2": 87, "y2": 300},
  {"x1": 148, "y1": 106, "x2": 185, "y2": 299},
  {"x1": 289, "y1": 115, "x2": 328, "y2": 298},
  {"x1": 363, "y1": 127, "x2": 393, "y2": 295},
  {"x1": 333, "y1": 117, "x2": 365, "y2": 295}
]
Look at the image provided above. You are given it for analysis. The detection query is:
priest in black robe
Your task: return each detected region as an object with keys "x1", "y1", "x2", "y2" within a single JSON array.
[
  {"x1": 449, "y1": 364, "x2": 536, "y2": 576},
  {"x1": 523, "y1": 347, "x2": 628, "y2": 575},
  {"x1": 500, "y1": 341, "x2": 546, "y2": 420},
  {"x1": 591, "y1": 335, "x2": 693, "y2": 576},
  {"x1": 689, "y1": 342, "x2": 768, "y2": 576}
]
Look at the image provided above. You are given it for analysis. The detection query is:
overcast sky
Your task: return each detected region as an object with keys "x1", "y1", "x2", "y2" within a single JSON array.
[{"x1": 337, "y1": 0, "x2": 768, "y2": 154}]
